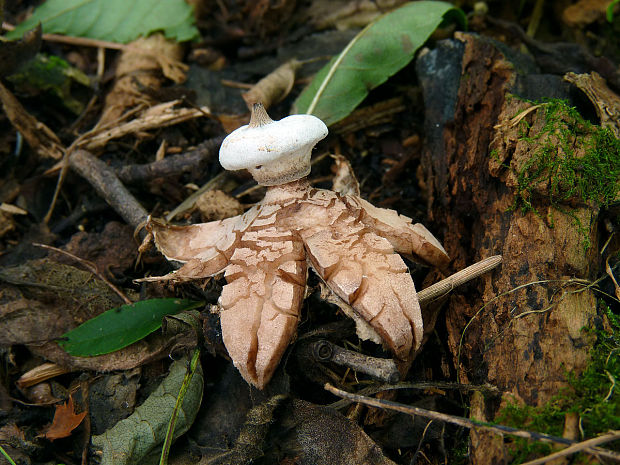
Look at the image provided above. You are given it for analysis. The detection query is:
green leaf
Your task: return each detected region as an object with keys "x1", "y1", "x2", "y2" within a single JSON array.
[
  {"x1": 6, "y1": 0, "x2": 199, "y2": 43},
  {"x1": 92, "y1": 356, "x2": 203, "y2": 465},
  {"x1": 607, "y1": 0, "x2": 620, "y2": 22},
  {"x1": 59, "y1": 298, "x2": 203, "y2": 356},
  {"x1": 293, "y1": 1, "x2": 465, "y2": 126}
]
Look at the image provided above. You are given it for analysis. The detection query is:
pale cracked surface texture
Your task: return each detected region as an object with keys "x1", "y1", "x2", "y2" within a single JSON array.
[{"x1": 147, "y1": 179, "x2": 449, "y2": 388}]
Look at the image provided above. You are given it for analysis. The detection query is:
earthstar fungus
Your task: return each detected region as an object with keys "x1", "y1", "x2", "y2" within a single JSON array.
[{"x1": 146, "y1": 104, "x2": 449, "y2": 389}]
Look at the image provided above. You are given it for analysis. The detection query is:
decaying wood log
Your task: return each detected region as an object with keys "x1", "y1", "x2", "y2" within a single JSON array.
[{"x1": 417, "y1": 32, "x2": 615, "y2": 464}]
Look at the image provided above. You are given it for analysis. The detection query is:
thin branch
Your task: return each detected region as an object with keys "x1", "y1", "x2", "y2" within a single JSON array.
[
  {"x1": 324, "y1": 384, "x2": 620, "y2": 463},
  {"x1": 328, "y1": 380, "x2": 499, "y2": 410},
  {"x1": 69, "y1": 149, "x2": 149, "y2": 232},
  {"x1": 116, "y1": 136, "x2": 224, "y2": 183},
  {"x1": 307, "y1": 340, "x2": 400, "y2": 383},
  {"x1": 520, "y1": 430, "x2": 620, "y2": 465},
  {"x1": 418, "y1": 255, "x2": 502, "y2": 306},
  {"x1": 33, "y1": 243, "x2": 132, "y2": 305}
]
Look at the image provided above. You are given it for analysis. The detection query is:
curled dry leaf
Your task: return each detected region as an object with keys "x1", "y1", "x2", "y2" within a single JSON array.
[
  {"x1": 98, "y1": 33, "x2": 188, "y2": 127},
  {"x1": 242, "y1": 59, "x2": 301, "y2": 110},
  {"x1": 564, "y1": 71, "x2": 620, "y2": 138},
  {"x1": 147, "y1": 180, "x2": 449, "y2": 388},
  {"x1": 330, "y1": 154, "x2": 361, "y2": 197},
  {"x1": 0, "y1": 80, "x2": 63, "y2": 160},
  {"x1": 562, "y1": 0, "x2": 611, "y2": 27}
]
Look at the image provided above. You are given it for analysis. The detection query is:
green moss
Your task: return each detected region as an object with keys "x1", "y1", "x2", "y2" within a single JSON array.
[
  {"x1": 6, "y1": 53, "x2": 90, "y2": 114},
  {"x1": 508, "y1": 99, "x2": 619, "y2": 249},
  {"x1": 496, "y1": 303, "x2": 620, "y2": 463},
  {"x1": 514, "y1": 100, "x2": 619, "y2": 209}
]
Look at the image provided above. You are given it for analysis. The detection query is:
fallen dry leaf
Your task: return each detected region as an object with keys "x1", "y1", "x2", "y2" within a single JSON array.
[
  {"x1": 98, "y1": 33, "x2": 188, "y2": 127},
  {"x1": 43, "y1": 395, "x2": 87, "y2": 441},
  {"x1": 242, "y1": 59, "x2": 301, "y2": 110},
  {"x1": 77, "y1": 100, "x2": 211, "y2": 151},
  {"x1": 562, "y1": 0, "x2": 610, "y2": 27},
  {"x1": 330, "y1": 154, "x2": 361, "y2": 197},
  {"x1": 0, "y1": 80, "x2": 64, "y2": 160},
  {"x1": 564, "y1": 71, "x2": 620, "y2": 138}
]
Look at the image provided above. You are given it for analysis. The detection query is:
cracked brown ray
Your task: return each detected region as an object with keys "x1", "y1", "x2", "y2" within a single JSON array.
[
  {"x1": 220, "y1": 227, "x2": 306, "y2": 388},
  {"x1": 147, "y1": 179, "x2": 449, "y2": 388}
]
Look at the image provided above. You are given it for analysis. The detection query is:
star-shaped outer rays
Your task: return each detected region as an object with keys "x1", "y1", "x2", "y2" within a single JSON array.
[{"x1": 146, "y1": 179, "x2": 449, "y2": 389}]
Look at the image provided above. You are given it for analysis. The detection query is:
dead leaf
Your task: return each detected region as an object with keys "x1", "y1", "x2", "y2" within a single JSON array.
[
  {"x1": 0, "y1": 80, "x2": 64, "y2": 160},
  {"x1": 43, "y1": 395, "x2": 87, "y2": 441},
  {"x1": 564, "y1": 71, "x2": 620, "y2": 138},
  {"x1": 310, "y1": 0, "x2": 407, "y2": 30},
  {"x1": 284, "y1": 399, "x2": 397, "y2": 465},
  {"x1": 0, "y1": 211, "x2": 16, "y2": 239},
  {"x1": 0, "y1": 203, "x2": 28, "y2": 215},
  {"x1": 59, "y1": 221, "x2": 138, "y2": 277},
  {"x1": 242, "y1": 59, "x2": 301, "y2": 110},
  {"x1": 77, "y1": 100, "x2": 211, "y2": 151},
  {"x1": 195, "y1": 189, "x2": 244, "y2": 222},
  {"x1": 330, "y1": 154, "x2": 360, "y2": 196},
  {"x1": 562, "y1": 0, "x2": 610, "y2": 27},
  {"x1": 0, "y1": 259, "x2": 196, "y2": 372},
  {"x1": 217, "y1": 113, "x2": 251, "y2": 133},
  {"x1": 98, "y1": 33, "x2": 188, "y2": 127}
]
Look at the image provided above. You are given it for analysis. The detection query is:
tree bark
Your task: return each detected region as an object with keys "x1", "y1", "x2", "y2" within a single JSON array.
[{"x1": 417, "y1": 32, "x2": 604, "y2": 464}]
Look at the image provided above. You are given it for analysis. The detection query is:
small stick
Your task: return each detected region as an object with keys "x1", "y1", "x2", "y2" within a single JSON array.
[
  {"x1": 33, "y1": 243, "x2": 132, "y2": 305},
  {"x1": 1, "y1": 22, "x2": 125, "y2": 49},
  {"x1": 329, "y1": 381, "x2": 500, "y2": 410},
  {"x1": 69, "y1": 149, "x2": 148, "y2": 231},
  {"x1": 16, "y1": 362, "x2": 70, "y2": 389},
  {"x1": 418, "y1": 255, "x2": 502, "y2": 307},
  {"x1": 116, "y1": 136, "x2": 224, "y2": 183},
  {"x1": 520, "y1": 430, "x2": 620, "y2": 465},
  {"x1": 310, "y1": 340, "x2": 400, "y2": 383},
  {"x1": 324, "y1": 383, "x2": 620, "y2": 462}
]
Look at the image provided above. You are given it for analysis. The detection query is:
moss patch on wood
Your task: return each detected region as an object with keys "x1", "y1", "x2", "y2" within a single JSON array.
[
  {"x1": 512, "y1": 99, "x2": 619, "y2": 213},
  {"x1": 495, "y1": 302, "x2": 620, "y2": 463},
  {"x1": 490, "y1": 98, "x2": 619, "y2": 250}
]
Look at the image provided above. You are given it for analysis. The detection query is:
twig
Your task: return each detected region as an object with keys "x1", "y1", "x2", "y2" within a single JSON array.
[
  {"x1": 69, "y1": 149, "x2": 149, "y2": 231},
  {"x1": 526, "y1": 0, "x2": 545, "y2": 38},
  {"x1": 520, "y1": 430, "x2": 620, "y2": 465},
  {"x1": 418, "y1": 255, "x2": 503, "y2": 307},
  {"x1": 16, "y1": 362, "x2": 70, "y2": 389},
  {"x1": 1, "y1": 22, "x2": 125, "y2": 49},
  {"x1": 0, "y1": 445, "x2": 17, "y2": 465},
  {"x1": 33, "y1": 243, "x2": 132, "y2": 305},
  {"x1": 329, "y1": 381, "x2": 500, "y2": 410},
  {"x1": 606, "y1": 256, "x2": 620, "y2": 301},
  {"x1": 80, "y1": 380, "x2": 91, "y2": 465},
  {"x1": 75, "y1": 100, "x2": 211, "y2": 151},
  {"x1": 309, "y1": 340, "x2": 400, "y2": 383},
  {"x1": 116, "y1": 136, "x2": 224, "y2": 183},
  {"x1": 0, "y1": 80, "x2": 64, "y2": 160},
  {"x1": 412, "y1": 420, "x2": 434, "y2": 465},
  {"x1": 324, "y1": 384, "x2": 620, "y2": 462}
]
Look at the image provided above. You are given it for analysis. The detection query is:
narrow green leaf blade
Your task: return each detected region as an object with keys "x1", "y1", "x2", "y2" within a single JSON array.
[
  {"x1": 6, "y1": 0, "x2": 199, "y2": 43},
  {"x1": 293, "y1": 1, "x2": 465, "y2": 126},
  {"x1": 59, "y1": 298, "x2": 203, "y2": 356}
]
